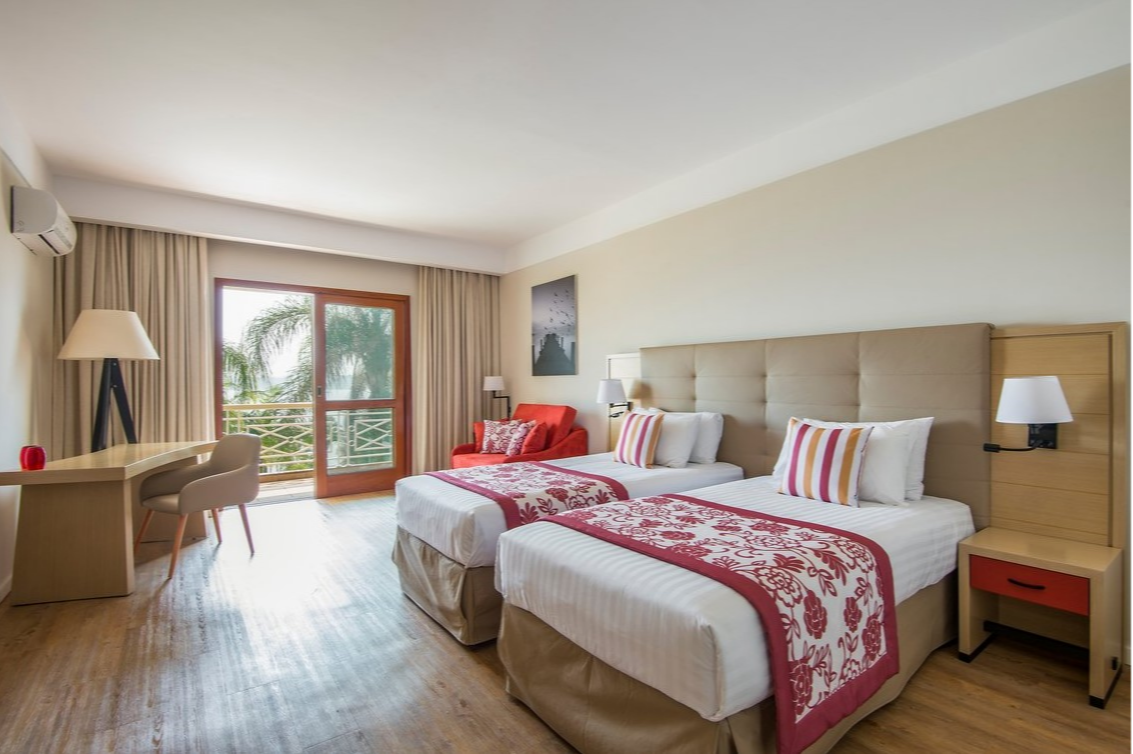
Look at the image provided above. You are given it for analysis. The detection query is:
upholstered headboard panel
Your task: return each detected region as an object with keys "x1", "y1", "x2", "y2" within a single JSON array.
[{"x1": 638, "y1": 323, "x2": 992, "y2": 527}]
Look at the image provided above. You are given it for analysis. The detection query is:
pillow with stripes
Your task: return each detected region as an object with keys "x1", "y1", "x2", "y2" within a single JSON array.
[
  {"x1": 613, "y1": 412, "x2": 665, "y2": 468},
  {"x1": 777, "y1": 417, "x2": 874, "y2": 506}
]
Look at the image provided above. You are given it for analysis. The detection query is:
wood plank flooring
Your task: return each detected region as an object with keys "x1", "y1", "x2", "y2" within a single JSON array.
[{"x1": 0, "y1": 493, "x2": 1127, "y2": 753}]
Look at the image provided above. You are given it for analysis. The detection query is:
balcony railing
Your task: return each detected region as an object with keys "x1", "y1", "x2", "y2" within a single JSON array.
[{"x1": 222, "y1": 403, "x2": 395, "y2": 477}]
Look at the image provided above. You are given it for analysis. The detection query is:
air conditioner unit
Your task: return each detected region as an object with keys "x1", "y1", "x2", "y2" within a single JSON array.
[{"x1": 10, "y1": 186, "x2": 77, "y2": 256}]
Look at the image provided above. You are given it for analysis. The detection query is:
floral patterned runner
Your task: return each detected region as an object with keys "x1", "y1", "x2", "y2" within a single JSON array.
[
  {"x1": 427, "y1": 462, "x2": 630, "y2": 530},
  {"x1": 546, "y1": 493, "x2": 898, "y2": 754}
]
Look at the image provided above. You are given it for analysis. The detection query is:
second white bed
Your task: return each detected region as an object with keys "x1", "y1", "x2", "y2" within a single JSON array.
[
  {"x1": 496, "y1": 475, "x2": 974, "y2": 721},
  {"x1": 395, "y1": 452, "x2": 743, "y2": 567}
]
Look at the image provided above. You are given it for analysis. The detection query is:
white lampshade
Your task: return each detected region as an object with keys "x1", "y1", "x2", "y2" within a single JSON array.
[
  {"x1": 58, "y1": 309, "x2": 159, "y2": 361},
  {"x1": 483, "y1": 375, "x2": 506, "y2": 392},
  {"x1": 596, "y1": 379, "x2": 627, "y2": 404},
  {"x1": 996, "y1": 376, "x2": 1072, "y2": 424}
]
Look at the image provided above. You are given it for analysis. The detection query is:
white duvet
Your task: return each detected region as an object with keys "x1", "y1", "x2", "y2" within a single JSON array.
[
  {"x1": 496, "y1": 476, "x2": 974, "y2": 721},
  {"x1": 395, "y1": 452, "x2": 743, "y2": 567}
]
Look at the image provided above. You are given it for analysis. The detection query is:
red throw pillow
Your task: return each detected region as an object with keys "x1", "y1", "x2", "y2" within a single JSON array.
[
  {"x1": 481, "y1": 419, "x2": 536, "y2": 456},
  {"x1": 519, "y1": 421, "x2": 548, "y2": 455}
]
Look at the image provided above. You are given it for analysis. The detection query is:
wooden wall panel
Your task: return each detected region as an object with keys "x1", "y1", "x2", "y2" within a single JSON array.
[{"x1": 989, "y1": 323, "x2": 1127, "y2": 549}]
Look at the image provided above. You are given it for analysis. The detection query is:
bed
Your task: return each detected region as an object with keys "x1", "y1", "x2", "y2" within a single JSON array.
[
  {"x1": 394, "y1": 451, "x2": 743, "y2": 644},
  {"x1": 494, "y1": 322, "x2": 992, "y2": 754}
]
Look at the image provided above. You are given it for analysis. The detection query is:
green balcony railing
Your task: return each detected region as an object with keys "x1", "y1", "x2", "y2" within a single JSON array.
[{"x1": 222, "y1": 403, "x2": 395, "y2": 477}]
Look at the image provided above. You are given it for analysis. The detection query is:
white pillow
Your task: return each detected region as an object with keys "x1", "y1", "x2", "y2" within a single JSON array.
[
  {"x1": 899, "y1": 417, "x2": 934, "y2": 500},
  {"x1": 772, "y1": 417, "x2": 923, "y2": 506},
  {"x1": 690, "y1": 412, "x2": 724, "y2": 464},
  {"x1": 650, "y1": 412, "x2": 700, "y2": 468},
  {"x1": 634, "y1": 408, "x2": 725, "y2": 465}
]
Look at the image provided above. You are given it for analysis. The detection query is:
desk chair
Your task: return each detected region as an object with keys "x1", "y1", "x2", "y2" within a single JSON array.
[{"x1": 136, "y1": 433, "x2": 261, "y2": 579}]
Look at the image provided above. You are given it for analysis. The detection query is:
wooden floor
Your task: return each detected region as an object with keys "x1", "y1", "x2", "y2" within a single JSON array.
[{"x1": 0, "y1": 494, "x2": 1127, "y2": 754}]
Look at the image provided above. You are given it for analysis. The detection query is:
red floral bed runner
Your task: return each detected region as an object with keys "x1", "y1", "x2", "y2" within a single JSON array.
[
  {"x1": 546, "y1": 494, "x2": 899, "y2": 754},
  {"x1": 427, "y1": 462, "x2": 630, "y2": 530}
]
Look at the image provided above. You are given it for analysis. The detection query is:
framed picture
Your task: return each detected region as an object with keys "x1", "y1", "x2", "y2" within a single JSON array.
[{"x1": 532, "y1": 275, "x2": 577, "y2": 376}]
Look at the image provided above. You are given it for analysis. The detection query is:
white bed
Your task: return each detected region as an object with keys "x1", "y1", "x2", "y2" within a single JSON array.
[
  {"x1": 496, "y1": 475, "x2": 974, "y2": 721},
  {"x1": 392, "y1": 452, "x2": 743, "y2": 644},
  {"x1": 397, "y1": 452, "x2": 743, "y2": 567}
]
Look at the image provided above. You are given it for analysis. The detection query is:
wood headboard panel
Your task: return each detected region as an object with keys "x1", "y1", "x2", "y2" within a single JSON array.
[
  {"x1": 637, "y1": 323, "x2": 992, "y2": 527},
  {"x1": 990, "y1": 323, "x2": 1128, "y2": 548}
]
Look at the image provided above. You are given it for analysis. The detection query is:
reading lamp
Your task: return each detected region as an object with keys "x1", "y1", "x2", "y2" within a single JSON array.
[
  {"x1": 597, "y1": 379, "x2": 631, "y2": 418},
  {"x1": 483, "y1": 375, "x2": 511, "y2": 418},
  {"x1": 58, "y1": 309, "x2": 159, "y2": 453},
  {"x1": 983, "y1": 376, "x2": 1073, "y2": 452}
]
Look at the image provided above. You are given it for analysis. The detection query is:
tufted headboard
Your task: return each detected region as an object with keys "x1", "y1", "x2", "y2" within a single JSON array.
[{"x1": 637, "y1": 323, "x2": 992, "y2": 528}]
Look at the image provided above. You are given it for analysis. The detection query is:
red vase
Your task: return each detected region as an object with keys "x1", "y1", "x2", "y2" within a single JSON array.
[{"x1": 20, "y1": 445, "x2": 46, "y2": 471}]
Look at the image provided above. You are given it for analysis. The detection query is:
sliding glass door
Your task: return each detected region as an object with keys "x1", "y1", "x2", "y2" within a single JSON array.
[
  {"x1": 313, "y1": 292, "x2": 410, "y2": 496},
  {"x1": 215, "y1": 279, "x2": 411, "y2": 498}
]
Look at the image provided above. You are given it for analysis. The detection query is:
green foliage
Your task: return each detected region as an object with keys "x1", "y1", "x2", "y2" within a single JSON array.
[{"x1": 220, "y1": 294, "x2": 397, "y2": 474}]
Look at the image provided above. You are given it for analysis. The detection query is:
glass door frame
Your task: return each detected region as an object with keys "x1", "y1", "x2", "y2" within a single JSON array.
[
  {"x1": 313, "y1": 290, "x2": 411, "y2": 497},
  {"x1": 213, "y1": 279, "x2": 412, "y2": 497}
]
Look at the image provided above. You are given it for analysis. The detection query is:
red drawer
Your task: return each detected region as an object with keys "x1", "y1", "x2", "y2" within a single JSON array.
[{"x1": 969, "y1": 555, "x2": 1089, "y2": 616}]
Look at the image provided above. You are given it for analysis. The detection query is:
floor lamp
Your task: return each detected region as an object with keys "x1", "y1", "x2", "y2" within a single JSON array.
[
  {"x1": 58, "y1": 309, "x2": 160, "y2": 453},
  {"x1": 483, "y1": 376, "x2": 511, "y2": 419}
]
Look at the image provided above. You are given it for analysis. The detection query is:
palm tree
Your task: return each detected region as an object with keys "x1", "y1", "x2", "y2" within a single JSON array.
[
  {"x1": 238, "y1": 296, "x2": 315, "y2": 402},
  {"x1": 226, "y1": 296, "x2": 395, "y2": 402}
]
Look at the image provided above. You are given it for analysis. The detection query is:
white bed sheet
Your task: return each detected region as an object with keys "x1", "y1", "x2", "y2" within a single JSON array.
[
  {"x1": 496, "y1": 476, "x2": 974, "y2": 721},
  {"x1": 395, "y1": 452, "x2": 743, "y2": 567}
]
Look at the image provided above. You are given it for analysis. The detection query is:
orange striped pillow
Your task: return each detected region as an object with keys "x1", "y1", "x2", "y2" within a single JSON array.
[
  {"x1": 613, "y1": 412, "x2": 665, "y2": 468},
  {"x1": 778, "y1": 418, "x2": 874, "y2": 506}
]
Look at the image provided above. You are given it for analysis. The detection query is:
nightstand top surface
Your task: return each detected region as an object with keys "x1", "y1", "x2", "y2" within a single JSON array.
[{"x1": 962, "y1": 527, "x2": 1120, "y2": 573}]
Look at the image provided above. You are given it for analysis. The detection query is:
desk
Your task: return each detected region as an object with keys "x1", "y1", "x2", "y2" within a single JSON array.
[{"x1": 0, "y1": 441, "x2": 215, "y2": 605}]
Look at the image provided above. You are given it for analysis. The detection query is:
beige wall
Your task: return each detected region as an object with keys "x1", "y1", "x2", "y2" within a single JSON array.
[
  {"x1": 0, "y1": 155, "x2": 55, "y2": 599},
  {"x1": 210, "y1": 240, "x2": 418, "y2": 296},
  {"x1": 141, "y1": 69, "x2": 1133, "y2": 484},
  {"x1": 500, "y1": 67, "x2": 1131, "y2": 450}
]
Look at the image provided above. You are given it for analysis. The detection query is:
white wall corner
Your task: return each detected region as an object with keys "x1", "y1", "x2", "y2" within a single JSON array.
[{"x1": 0, "y1": 91, "x2": 51, "y2": 190}]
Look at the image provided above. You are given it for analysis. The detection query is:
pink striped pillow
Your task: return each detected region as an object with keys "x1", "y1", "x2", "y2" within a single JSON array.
[
  {"x1": 613, "y1": 412, "x2": 664, "y2": 468},
  {"x1": 778, "y1": 417, "x2": 874, "y2": 506}
]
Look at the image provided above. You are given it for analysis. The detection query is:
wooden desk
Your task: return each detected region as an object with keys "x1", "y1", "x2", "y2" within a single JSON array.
[{"x1": 0, "y1": 441, "x2": 216, "y2": 605}]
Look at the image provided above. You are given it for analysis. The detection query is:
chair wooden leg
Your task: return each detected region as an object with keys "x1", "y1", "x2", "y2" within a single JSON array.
[
  {"x1": 168, "y1": 515, "x2": 188, "y2": 579},
  {"x1": 238, "y1": 504, "x2": 255, "y2": 555},
  {"x1": 134, "y1": 509, "x2": 154, "y2": 554},
  {"x1": 211, "y1": 509, "x2": 223, "y2": 544}
]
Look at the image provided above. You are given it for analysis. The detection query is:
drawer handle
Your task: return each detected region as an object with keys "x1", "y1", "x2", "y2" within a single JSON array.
[{"x1": 1007, "y1": 577, "x2": 1046, "y2": 591}]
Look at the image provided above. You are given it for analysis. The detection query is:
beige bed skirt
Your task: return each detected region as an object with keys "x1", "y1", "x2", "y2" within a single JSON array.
[
  {"x1": 392, "y1": 526, "x2": 501, "y2": 645},
  {"x1": 499, "y1": 573, "x2": 958, "y2": 754}
]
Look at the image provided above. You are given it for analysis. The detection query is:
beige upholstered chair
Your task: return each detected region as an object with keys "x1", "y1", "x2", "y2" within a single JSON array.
[{"x1": 136, "y1": 433, "x2": 261, "y2": 579}]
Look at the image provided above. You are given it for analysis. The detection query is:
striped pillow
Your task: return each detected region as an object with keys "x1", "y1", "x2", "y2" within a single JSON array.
[
  {"x1": 613, "y1": 412, "x2": 664, "y2": 468},
  {"x1": 778, "y1": 417, "x2": 874, "y2": 506}
]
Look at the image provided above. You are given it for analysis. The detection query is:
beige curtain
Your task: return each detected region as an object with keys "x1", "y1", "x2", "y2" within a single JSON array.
[
  {"x1": 413, "y1": 267, "x2": 500, "y2": 473},
  {"x1": 51, "y1": 223, "x2": 213, "y2": 458}
]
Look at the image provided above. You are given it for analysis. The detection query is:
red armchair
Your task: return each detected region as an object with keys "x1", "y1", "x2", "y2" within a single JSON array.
[{"x1": 450, "y1": 403, "x2": 589, "y2": 469}]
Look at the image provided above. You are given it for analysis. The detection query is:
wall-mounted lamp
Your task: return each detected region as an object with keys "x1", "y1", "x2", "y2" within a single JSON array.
[
  {"x1": 983, "y1": 375, "x2": 1073, "y2": 453},
  {"x1": 597, "y1": 379, "x2": 631, "y2": 418},
  {"x1": 483, "y1": 375, "x2": 511, "y2": 418},
  {"x1": 58, "y1": 309, "x2": 160, "y2": 453}
]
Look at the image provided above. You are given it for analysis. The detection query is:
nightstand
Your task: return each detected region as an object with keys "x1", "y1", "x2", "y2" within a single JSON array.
[{"x1": 958, "y1": 527, "x2": 1123, "y2": 708}]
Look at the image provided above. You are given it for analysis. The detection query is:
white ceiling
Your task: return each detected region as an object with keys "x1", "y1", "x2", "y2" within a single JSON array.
[{"x1": 0, "y1": 0, "x2": 1125, "y2": 269}]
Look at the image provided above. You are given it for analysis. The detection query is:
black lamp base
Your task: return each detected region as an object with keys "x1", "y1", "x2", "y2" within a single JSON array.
[
  {"x1": 92, "y1": 357, "x2": 139, "y2": 452},
  {"x1": 489, "y1": 391, "x2": 512, "y2": 420},
  {"x1": 983, "y1": 423, "x2": 1058, "y2": 453}
]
